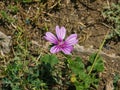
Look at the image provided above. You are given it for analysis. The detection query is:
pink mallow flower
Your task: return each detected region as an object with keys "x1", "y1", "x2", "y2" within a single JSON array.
[{"x1": 44, "y1": 25, "x2": 78, "y2": 54}]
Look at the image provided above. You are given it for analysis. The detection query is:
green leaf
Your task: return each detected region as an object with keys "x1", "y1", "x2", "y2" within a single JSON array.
[
  {"x1": 94, "y1": 61, "x2": 104, "y2": 72},
  {"x1": 22, "y1": 0, "x2": 32, "y2": 3},
  {"x1": 89, "y1": 53, "x2": 104, "y2": 72},
  {"x1": 75, "y1": 85, "x2": 84, "y2": 90},
  {"x1": 74, "y1": 81, "x2": 84, "y2": 90},
  {"x1": 78, "y1": 72, "x2": 88, "y2": 80},
  {"x1": 89, "y1": 53, "x2": 97, "y2": 63},
  {"x1": 68, "y1": 57, "x2": 85, "y2": 75},
  {"x1": 113, "y1": 73, "x2": 120, "y2": 88},
  {"x1": 41, "y1": 54, "x2": 58, "y2": 67}
]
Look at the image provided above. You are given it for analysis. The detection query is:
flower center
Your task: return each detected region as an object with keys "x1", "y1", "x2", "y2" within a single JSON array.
[{"x1": 58, "y1": 41, "x2": 64, "y2": 47}]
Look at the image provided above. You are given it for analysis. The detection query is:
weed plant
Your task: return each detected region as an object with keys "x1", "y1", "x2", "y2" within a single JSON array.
[
  {"x1": 0, "y1": 1, "x2": 105, "y2": 90},
  {"x1": 102, "y1": 3, "x2": 120, "y2": 39},
  {"x1": 0, "y1": 25, "x2": 105, "y2": 90}
]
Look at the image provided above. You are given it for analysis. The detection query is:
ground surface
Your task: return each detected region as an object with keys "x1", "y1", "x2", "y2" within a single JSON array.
[{"x1": 0, "y1": 0, "x2": 120, "y2": 90}]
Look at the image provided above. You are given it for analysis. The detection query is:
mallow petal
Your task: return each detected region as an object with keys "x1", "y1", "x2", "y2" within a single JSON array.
[
  {"x1": 65, "y1": 34, "x2": 78, "y2": 46},
  {"x1": 56, "y1": 25, "x2": 66, "y2": 41},
  {"x1": 61, "y1": 46, "x2": 73, "y2": 54},
  {"x1": 50, "y1": 45, "x2": 61, "y2": 53},
  {"x1": 44, "y1": 32, "x2": 58, "y2": 44}
]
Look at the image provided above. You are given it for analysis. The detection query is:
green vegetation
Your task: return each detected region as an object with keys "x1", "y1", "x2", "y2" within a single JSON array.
[
  {"x1": 1, "y1": 28, "x2": 105, "y2": 89},
  {"x1": 68, "y1": 54, "x2": 104, "y2": 90},
  {"x1": 102, "y1": 3, "x2": 120, "y2": 39},
  {"x1": 113, "y1": 73, "x2": 120, "y2": 90},
  {"x1": 0, "y1": 25, "x2": 105, "y2": 89}
]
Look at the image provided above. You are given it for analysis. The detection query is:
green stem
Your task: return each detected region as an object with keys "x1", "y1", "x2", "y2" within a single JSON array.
[{"x1": 88, "y1": 31, "x2": 109, "y2": 75}]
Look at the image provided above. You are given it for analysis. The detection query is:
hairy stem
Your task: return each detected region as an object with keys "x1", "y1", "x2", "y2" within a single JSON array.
[{"x1": 88, "y1": 31, "x2": 109, "y2": 75}]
